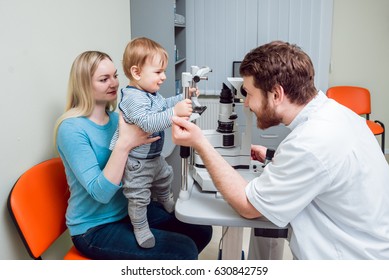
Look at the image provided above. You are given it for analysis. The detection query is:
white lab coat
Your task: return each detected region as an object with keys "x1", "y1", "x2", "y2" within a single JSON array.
[{"x1": 246, "y1": 91, "x2": 389, "y2": 259}]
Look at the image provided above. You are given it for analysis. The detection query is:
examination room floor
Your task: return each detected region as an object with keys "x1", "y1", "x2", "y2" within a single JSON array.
[
  {"x1": 199, "y1": 154, "x2": 389, "y2": 260},
  {"x1": 199, "y1": 227, "x2": 293, "y2": 260}
]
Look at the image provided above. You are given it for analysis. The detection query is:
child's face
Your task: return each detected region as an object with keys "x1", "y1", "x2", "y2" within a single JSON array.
[{"x1": 136, "y1": 54, "x2": 167, "y2": 93}]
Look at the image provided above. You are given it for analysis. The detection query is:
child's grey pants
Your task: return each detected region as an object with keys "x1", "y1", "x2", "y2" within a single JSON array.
[{"x1": 122, "y1": 156, "x2": 173, "y2": 228}]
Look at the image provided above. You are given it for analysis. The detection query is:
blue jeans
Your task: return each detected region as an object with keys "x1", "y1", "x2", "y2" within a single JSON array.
[{"x1": 72, "y1": 202, "x2": 213, "y2": 260}]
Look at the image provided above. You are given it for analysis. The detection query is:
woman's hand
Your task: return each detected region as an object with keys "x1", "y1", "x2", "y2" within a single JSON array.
[
  {"x1": 117, "y1": 113, "x2": 160, "y2": 152},
  {"x1": 104, "y1": 113, "x2": 160, "y2": 185}
]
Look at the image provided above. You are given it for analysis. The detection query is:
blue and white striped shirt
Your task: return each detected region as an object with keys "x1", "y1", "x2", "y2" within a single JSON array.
[{"x1": 110, "y1": 86, "x2": 183, "y2": 159}]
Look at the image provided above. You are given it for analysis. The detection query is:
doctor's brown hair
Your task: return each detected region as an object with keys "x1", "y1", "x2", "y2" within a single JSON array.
[{"x1": 240, "y1": 41, "x2": 317, "y2": 105}]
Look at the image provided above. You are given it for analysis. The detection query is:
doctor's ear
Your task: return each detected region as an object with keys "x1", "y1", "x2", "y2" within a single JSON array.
[
  {"x1": 272, "y1": 85, "x2": 285, "y2": 104},
  {"x1": 131, "y1": 65, "x2": 141, "y2": 81}
]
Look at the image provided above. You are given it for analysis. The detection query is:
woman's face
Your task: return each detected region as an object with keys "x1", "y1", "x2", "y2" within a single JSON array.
[{"x1": 91, "y1": 58, "x2": 119, "y2": 105}]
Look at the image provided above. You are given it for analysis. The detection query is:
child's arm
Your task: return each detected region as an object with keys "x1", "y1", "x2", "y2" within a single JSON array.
[
  {"x1": 120, "y1": 93, "x2": 183, "y2": 133},
  {"x1": 165, "y1": 93, "x2": 184, "y2": 108}
]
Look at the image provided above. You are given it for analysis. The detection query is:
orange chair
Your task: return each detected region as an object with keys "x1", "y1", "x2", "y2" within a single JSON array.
[
  {"x1": 7, "y1": 158, "x2": 90, "y2": 260},
  {"x1": 327, "y1": 86, "x2": 385, "y2": 153}
]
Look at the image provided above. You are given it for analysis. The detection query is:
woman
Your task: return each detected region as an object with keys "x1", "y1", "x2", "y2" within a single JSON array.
[{"x1": 54, "y1": 51, "x2": 212, "y2": 259}]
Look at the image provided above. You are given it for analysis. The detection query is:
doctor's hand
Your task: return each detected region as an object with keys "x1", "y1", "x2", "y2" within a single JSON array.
[
  {"x1": 171, "y1": 116, "x2": 204, "y2": 149},
  {"x1": 251, "y1": 144, "x2": 267, "y2": 163}
]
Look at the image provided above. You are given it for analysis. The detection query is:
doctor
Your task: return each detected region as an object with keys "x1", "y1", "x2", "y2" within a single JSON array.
[{"x1": 171, "y1": 40, "x2": 389, "y2": 259}]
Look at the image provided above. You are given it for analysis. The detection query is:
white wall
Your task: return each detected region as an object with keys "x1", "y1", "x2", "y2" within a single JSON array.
[
  {"x1": 1, "y1": 0, "x2": 388, "y2": 261},
  {"x1": 329, "y1": 0, "x2": 389, "y2": 153},
  {"x1": 0, "y1": 0, "x2": 131, "y2": 259}
]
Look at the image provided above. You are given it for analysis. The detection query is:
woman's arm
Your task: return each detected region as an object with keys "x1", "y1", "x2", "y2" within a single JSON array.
[{"x1": 57, "y1": 113, "x2": 159, "y2": 203}]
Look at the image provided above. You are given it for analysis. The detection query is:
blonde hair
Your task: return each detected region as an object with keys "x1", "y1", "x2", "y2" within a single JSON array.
[
  {"x1": 122, "y1": 37, "x2": 168, "y2": 81},
  {"x1": 53, "y1": 51, "x2": 117, "y2": 147}
]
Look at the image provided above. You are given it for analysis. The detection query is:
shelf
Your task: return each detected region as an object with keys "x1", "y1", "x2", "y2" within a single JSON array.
[
  {"x1": 175, "y1": 58, "x2": 186, "y2": 65},
  {"x1": 175, "y1": 23, "x2": 186, "y2": 28}
]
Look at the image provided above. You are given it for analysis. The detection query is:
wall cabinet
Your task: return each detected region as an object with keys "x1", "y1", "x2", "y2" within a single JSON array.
[
  {"x1": 174, "y1": 0, "x2": 186, "y2": 95},
  {"x1": 130, "y1": 0, "x2": 186, "y2": 97}
]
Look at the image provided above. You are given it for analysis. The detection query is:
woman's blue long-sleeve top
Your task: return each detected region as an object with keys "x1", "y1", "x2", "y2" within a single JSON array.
[{"x1": 56, "y1": 112, "x2": 127, "y2": 236}]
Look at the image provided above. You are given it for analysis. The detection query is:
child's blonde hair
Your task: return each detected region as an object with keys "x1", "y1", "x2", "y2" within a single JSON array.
[{"x1": 122, "y1": 37, "x2": 168, "y2": 81}]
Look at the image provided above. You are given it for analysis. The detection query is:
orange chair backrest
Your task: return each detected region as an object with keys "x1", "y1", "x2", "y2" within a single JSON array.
[
  {"x1": 326, "y1": 86, "x2": 371, "y2": 115},
  {"x1": 8, "y1": 158, "x2": 69, "y2": 259}
]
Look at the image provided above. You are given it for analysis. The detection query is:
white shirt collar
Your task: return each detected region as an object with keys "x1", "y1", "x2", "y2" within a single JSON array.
[{"x1": 287, "y1": 90, "x2": 327, "y2": 131}]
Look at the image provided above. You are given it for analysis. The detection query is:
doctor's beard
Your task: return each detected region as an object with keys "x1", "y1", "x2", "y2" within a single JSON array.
[{"x1": 256, "y1": 101, "x2": 282, "y2": 130}]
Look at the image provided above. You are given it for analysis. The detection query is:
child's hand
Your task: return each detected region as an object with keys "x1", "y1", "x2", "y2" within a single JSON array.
[
  {"x1": 189, "y1": 87, "x2": 200, "y2": 97},
  {"x1": 174, "y1": 99, "x2": 193, "y2": 117}
]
